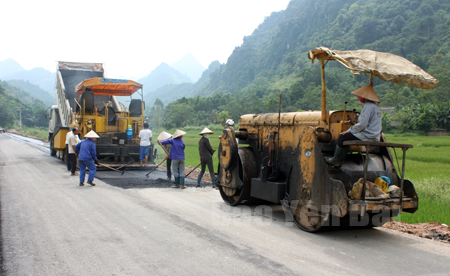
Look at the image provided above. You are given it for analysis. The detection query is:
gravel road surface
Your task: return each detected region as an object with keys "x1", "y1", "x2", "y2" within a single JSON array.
[{"x1": 1, "y1": 133, "x2": 450, "y2": 275}]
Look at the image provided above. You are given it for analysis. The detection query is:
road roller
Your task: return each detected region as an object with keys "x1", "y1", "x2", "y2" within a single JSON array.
[{"x1": 217, "y1": 47, "x2": 438, "y2": 232}]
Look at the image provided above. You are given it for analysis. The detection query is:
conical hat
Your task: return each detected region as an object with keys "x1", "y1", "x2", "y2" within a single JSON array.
[
  {"x1": 199, "y1": 127, "x2": 214, "y2": 135},
  {"x1": 172, "y1": 129, "x2": 186, "y2": 139},
  {"x1": 157, "y1": 131, "x2": 172, "y2": 141},
  {"x1": 351, "y1": 84, "x2": 380, "y2": 102},
  {"x1": 84, "y1": 130, "x2": 100, "y2": 138}
]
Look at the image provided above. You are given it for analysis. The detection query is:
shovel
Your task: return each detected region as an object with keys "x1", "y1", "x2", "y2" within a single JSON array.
[
  {"x1": 114, "y1": 160, "x2": 134, "y2": 174},
  {"x1": 185, "y1": 151, "x2": 215, "y2": 178},
  {"x1": 185, "y1": 162, "x2": 202, "y2": 178},
  {"x1": 146, "y1": 157, "x2": 168, "y2": 178},
  {"x1": 158, "y1": 141, "x2": 171, "y2": 158},
  {"x1": 98, "y1": 162, "x2": 126, "y2": 176}
]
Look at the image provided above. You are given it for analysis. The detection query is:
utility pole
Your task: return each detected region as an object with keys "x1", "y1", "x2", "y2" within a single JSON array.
[{"x1": 18, "y1": 111, "x2": 22, "y2": 129}]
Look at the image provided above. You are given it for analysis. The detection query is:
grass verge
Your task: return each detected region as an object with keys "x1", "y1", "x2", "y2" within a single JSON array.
[{"x1": 385, "y1": 134, "x2": 450, "y2": 225}]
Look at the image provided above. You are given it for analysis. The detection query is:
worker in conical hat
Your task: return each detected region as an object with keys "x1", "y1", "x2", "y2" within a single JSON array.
[
  {"x1": 84, "y1": 130, "x2": 100, "y2": 138},
  {"x1": 160, "y1": 129, "x2": 187, "y2": 189},
  {"x1": 158, "y1": 131, "x2": 173, "y2": 180},
  {"x1": 325, "y1": 84, "x2": 382, "y2": 166},
  {"x1": 197, "y1": 127, "x2": 216, "y2": 188},
  {"x1": 75, "y1": 130, "x2": 100, "y2": 186}
]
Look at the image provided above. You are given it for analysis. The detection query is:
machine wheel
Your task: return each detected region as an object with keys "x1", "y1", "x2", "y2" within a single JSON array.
[
  {"x1": 219, "y1": 147, "x2": 258, "y2": 206},
  {"x1": 49, "y1": 134, "x2": 57, "y2": 156},
  {"x1": 286, "y1": 170, "x2": 325, "y2": 232},
  {"x1": 290, "y1": 205, "x2": 324, "y2": 232},
  {"x1": 50, "y1": 140, "x2": 56, "y2": 156}
]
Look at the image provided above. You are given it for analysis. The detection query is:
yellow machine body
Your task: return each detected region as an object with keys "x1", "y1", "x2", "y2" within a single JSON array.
[{"x1": 217, "y1": 48, "x2": 428, "y2": 232}]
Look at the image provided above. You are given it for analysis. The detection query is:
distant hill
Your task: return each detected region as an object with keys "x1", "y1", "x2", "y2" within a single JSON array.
[
  {"x1": 138, "y1": 62, "x2": 192, "y2": 94},
  {"x1": 198, "y1": 0, "x2": 450, "y2": 105},
  {"x1": 5, "y1": 79, "x2": 55, "y2": 106},
  {"x1": 0, "y1": 81, "x2": 49, "y2": 128},
  {"x1": 0, "y1": 59, "x2": 55, "y2": 101},
  {"x1": 170, "y1": 54, "x2": 206, "y2": 83},
  {"x1": 0, "y1": 58, "x2": 26, "y2": 79},
  {"x1": 144, "y1": 60, "x2": 221, "y2": 106},
  {"x1": 0, "y1": 80, "x2": 54, "y2": 107},
  {"x1": 3, "y1": 67, "x2": 56, "y2": 98}
]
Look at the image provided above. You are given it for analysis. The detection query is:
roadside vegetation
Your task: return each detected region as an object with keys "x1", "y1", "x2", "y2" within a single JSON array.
[
  {"x1": 384, "y1": 134, "x2": 450, "y2": 225},
  {"x1": 18, "y1": 126, "x2": 48, "y2": 141}
]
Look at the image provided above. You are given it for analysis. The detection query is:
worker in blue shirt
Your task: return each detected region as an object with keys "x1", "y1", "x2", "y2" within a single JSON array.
[
  {"x1": 75, "y1": 130, "x2": 100, "y2": 186},
  {"x1": 160, "y1": 129, "x2": 186, "y2": 189}
]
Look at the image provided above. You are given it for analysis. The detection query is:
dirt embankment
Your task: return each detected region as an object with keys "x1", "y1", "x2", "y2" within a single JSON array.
[{"x1": 383, "y1": 221, "x2": 450, "y2": 243}]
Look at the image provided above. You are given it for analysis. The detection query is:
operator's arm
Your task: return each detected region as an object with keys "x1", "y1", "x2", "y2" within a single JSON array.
[{"x1": 349, "y1": 104, "x2": 371, "y2": 134}]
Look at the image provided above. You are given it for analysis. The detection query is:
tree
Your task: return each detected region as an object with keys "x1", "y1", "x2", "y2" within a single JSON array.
[
  {"x1": 217, "y1": 111, "x2": 229, "y2": 126},
  {"x1": 148, "y1": 98, "x2": 165, "y2": 128}
]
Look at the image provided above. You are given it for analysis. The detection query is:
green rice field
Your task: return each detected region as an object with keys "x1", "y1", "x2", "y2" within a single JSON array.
[{"x1": 383, "y1": 134, "x2": 450, "y2": 225}]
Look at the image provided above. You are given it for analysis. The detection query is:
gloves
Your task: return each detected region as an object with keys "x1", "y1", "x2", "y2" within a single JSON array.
[{"x1": 95, "y1": 160, "x2": 99, "y2": 165}]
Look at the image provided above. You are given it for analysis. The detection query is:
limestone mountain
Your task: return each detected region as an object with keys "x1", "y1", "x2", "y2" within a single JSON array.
[
  {"x1": 5, "y1": 79, "x2": 55, "y2": 106},
  {"x1": 0, "y1": 58, "x2": 25, "y2": 78},
  {"x1": 145, "y1": 60, "x2": 221, "y2": 106},
  {"x1": 138, "y1": 62, "x2": 192, "y2": 94},
  {"x1": 3, "y1": 67, "x2": 55, "y2": 98},
  {"x1": 170, "y1": 53, "x2": 206, "y2": 83}
]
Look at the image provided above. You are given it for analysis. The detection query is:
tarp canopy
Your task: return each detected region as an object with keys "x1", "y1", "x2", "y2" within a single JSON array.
[
  {"x1": 75, "y1": 77, "x2": 143, "y2": 96},
  {"x1": 308, "y1": 47, "x2": 438, "y2": 89}
]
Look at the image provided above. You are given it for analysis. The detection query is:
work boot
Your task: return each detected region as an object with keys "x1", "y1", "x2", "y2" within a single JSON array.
[
  {"x1": 196, "y1": 175, "x2": 202, "y2": 188},
  {"x1": 211, "y1": 176, "x2": 217, "y2": 189},
  {"x1": 79, "y1": 182, "x2": 84, "y2": 186},
  {"x1": 180, "y1": 177, "x2": 186, "y2": 189},
  {"x1": 87, "y1": 181, "x2": 96, "y2": 186},
  {"x1": 325, "y1": 146, "x2": 349, "y2": 166},
  {"x1": 171, "y1": 177, "x2": 180, "y2": 188}
]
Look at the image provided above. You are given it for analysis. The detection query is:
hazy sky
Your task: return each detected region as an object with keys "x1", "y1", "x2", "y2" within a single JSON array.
[{"x1": 0, "y1": 0, "x2": 290, "y2": 79}]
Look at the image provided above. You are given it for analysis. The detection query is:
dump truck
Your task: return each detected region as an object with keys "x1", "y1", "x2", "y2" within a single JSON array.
[
  {"x1": 217, "y1": 47, "x2": 439, "y2": 232},
  {"x1": 48, "y1": 61, "x2": 155, "y2": 166}
]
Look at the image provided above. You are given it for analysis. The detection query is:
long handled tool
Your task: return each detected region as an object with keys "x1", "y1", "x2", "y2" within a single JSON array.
[
  {"x1": 146, "y1": 157, "x2": 168, "y2": 178},
  {"x1": 98, "y1": 162, "x2": 126, "y2": 176},
  {"x1": 117, "y1": 160, "x2": 134, "y2": 169},
  {"x1": 185, "y1": 162, "x2": 202, "y2": 178},
  {"x1": 185, "y1": 150, "x2": 216, "y2": 178},
  {"x1": 158, "y1": 141, "x2": 170, "y2": 157},
  {"x1": 115, "y1": 160, "x2": 134, "y2": 172}
]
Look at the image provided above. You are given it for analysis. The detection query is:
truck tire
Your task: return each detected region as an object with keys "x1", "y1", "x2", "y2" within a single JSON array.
[{"x1": 49, "y1": 136, "x2": 57, "y2": 156}]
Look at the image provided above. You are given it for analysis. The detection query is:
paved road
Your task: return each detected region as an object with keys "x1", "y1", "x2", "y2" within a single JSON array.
[{"x1": 1, "y1": 133, "x2": 450, "y2": 275}]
